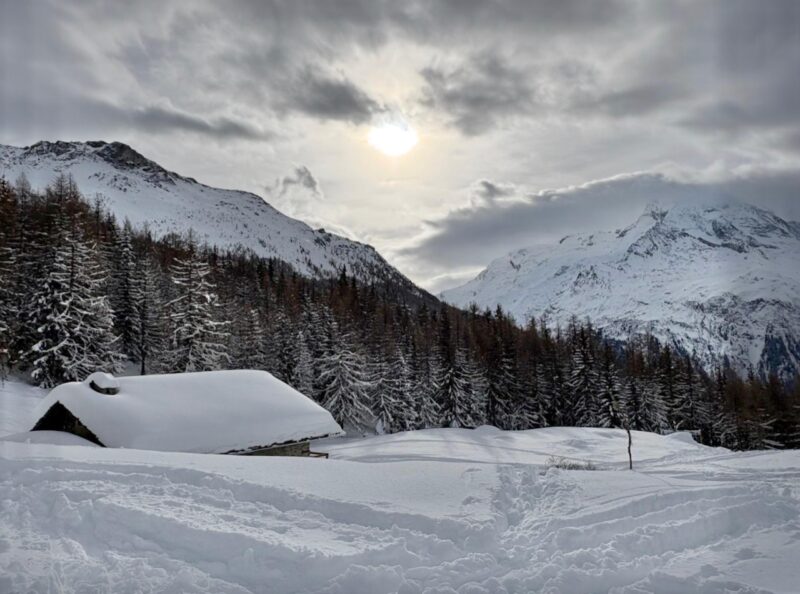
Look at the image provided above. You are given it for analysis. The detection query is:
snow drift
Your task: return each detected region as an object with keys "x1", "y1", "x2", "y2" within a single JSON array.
[{"x1": 1, "y1": 379, "x2": 799, "y2": 594}]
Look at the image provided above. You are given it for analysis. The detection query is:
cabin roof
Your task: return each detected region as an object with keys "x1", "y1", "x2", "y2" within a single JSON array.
[{"x1": 33, "y1": 370, "x2": 343, "y2": 454}]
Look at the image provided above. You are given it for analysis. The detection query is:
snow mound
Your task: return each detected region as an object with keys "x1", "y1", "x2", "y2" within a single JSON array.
[
  {"x1": 1, "y1": 430, "x2": 99, "y2": 447},
  {"x1": 0, "y1": 379, "x2": 47, "y2": 437},
  {"x1": 319, "y1": 426, "x2": 712, "y2": 467},
  {"x1": 34, "y1": 370, "x2": 343, "y2": 453}
]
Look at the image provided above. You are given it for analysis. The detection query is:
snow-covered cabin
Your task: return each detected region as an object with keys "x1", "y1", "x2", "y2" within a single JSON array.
[{"x1": 31, "y1": 370, "x2": 343, "y2": 456}]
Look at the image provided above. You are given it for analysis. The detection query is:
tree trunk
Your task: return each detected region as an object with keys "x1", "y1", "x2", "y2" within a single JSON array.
[{"x1": 626, "y1": 423, "x2": 633, "y2": 470}]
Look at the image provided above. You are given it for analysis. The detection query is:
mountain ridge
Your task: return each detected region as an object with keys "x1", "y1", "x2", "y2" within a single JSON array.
[
  {"x1": 0, "y1": 140, "x2": 431, "y2": 301},
  {"x1": 443, "y1": 200, "x2": 800, "y2": 381}
]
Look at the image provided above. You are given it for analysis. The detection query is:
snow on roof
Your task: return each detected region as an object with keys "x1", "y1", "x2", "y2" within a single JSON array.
[{"x1": 33, "y1": 370, "x2": 343, "y2": 454}]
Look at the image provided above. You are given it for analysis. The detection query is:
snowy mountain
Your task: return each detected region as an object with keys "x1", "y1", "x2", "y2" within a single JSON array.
[
  {"x1": 0, "y1": 140, "x2": 425, "y2": 294},
  {"x1": 443, "y1": 201, "x2": 800, "y2": 380}
]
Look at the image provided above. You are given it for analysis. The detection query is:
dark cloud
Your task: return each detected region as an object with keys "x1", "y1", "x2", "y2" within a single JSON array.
[
  {"x1": 128, "y1": 104, "x2": 271, "y2": 140},
  {"x1": 278, "y1": 68, "x2": 381, "y2": 124},
  {"x1": 276, "y1": 165, "x2": 322, "y2": 198},
  {"x1": 224, "y1": 0, "x2": 632, "y2": 45},
  {"x1": 0, "y1": 87, "x2": 271, "y2": 142},
  {"x1": 4, "y1": 0, "x2": 800, "y2": 292},
  {"x1": 570, "y1": 83, "x2": 686, "y2": 118},
  {"x1": 420, "y1": 52, "x2": 536, "y2": 135},
  {"x1": 402, "y1": 170, "x2": 800, "y2": 274},
  {"x1": 473, "y1": 179, "x2": 515, "y2": 203}
]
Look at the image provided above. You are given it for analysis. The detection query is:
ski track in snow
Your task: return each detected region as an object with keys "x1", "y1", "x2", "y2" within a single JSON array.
[{"x1": 2, "y1": 384, "x2": 800, "y2": 593}]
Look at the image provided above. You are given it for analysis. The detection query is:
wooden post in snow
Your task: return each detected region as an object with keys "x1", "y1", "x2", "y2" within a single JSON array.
[{"x1": 625, "y1": 420, "x2": 633, "y2": 470}]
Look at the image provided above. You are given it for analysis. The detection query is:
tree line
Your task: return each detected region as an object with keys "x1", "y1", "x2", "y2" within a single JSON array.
[{"x1": 0, "y1": 175, "x2": 798, "y2": 449}]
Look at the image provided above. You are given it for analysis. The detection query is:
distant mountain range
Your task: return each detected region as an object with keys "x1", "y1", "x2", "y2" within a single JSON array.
[
  {"x1": 0, "y1": 140, "x2": 428, "y2": 300},
  {"x1": 4, "y1": 141, "x2": 798, "y2": 380},
  {"x1": 443, "y1": 202, "x2": 800, "y2": 381}
]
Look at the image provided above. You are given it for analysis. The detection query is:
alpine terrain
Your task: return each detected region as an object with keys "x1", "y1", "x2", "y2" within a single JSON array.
[
  {"x1": 443, "y1": 202, "x2": 800, "y2": 381},
  {"x1": 0, "y1": 140, "x2": 424, "y2": 295}
]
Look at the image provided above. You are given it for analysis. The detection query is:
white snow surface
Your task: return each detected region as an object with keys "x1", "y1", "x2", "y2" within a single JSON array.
[
  {"x1": 443, "y1": 201, "x2": 800, "y2": 380},
  {"x1": 2, "y1": 379, "x2": 799, "y2": 593},
  {"x1": 1, "y1": 430, "x2": 99, "y2": 447},
  {"x1": 35, "y1": 370, "x2": 342, "y2": 454},
  {"x1": 0, "y1": 141, "x2": 420, "y2": 290}
]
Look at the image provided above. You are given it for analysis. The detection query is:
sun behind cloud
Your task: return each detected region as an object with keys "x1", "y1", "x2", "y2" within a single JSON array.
[{"x1": 368, "y1": 121, "x2": 419, "y2": 157}]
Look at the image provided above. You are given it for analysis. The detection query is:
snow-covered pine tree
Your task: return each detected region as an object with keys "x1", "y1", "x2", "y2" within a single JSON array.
[
  {"x1": 230, "y1": 307, "x2": 268, "y2": 371},
  {"x1": 270, "y1": 310, "x2": 297, "y2": 383},
  {"x1": 436, "y1": 347, "x2": 482, "y2": 428},
  {"x1": 0, "y1": 242, "x2": 13, "y2": 382},
  {"x1": 672, "y1": 356, "x2": 707, "y2": 432},
  {"x1": 519, "y1": 359, "x2": 548, "y2": 430},
  {"x1": 705, "y1": 369, "x2": 738, "y2": 447},
  {"x1": 130, "y1": 255, "x2": 165, "y2": 375},
  {"x1": 596, "y1": 343, "x2": 623, "y2": 428},
  {"x1": 0, "y1": 178, "x2": 18, "y2": 361},
  {"x1": 540, "y1": 324, "x2": 567, "y2": 426},
  {"x1": 0, "y1": 244, "x2": 16, "y2": 372},
  {"x1": 465, "y1": 353, "x2": 488, "y2": 427},
  {"x1": 567, "y1": 327, "x2": 599, "y2": 426},
  {"x1": 371, "y1": 346, "x2": 413, "y2": 434},
  {"x1": 485, "y1": 335, "x2": 519, "y2": 429},
  {"x1": 412, "y1": 348, "x2": 440, "y2": 429},
  {"x1": 317, "y1": 336, "x2": 372, "y2": 432},
  {"x1": 111, "y1": 220, "x2": 137, "y2": 357},
  {"x1": 656, "y1": 347, "x2": 681, "y2": 430},
  {"x1": 622, "y1": 374, "x2": 645, "y2": 430},
  {"x1": 27, "y1": 232, "x2": 122, "y2": 388},
  {"x1": 290, "y1": 330, "x2": 315, "y2": 398},
  {"x1": 166, "y1": 238, "x2": 230, "y2": 372}
]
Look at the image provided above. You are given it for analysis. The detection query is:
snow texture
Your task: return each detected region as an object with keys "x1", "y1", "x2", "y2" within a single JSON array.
[
  {"x1": 34, "y1": 370, "x2": 343, "y2": 454},
  {"x1": 1, "y1": 380, "x2": 799, "y2": 593},
  {"x1": 443, "y1": 201, "x2": 800, "y2": 380}
]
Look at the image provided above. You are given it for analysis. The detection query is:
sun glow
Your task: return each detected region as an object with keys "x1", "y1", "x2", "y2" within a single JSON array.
[{"x1": 368, "y1": 122, "x2": 418, "y2": 157}]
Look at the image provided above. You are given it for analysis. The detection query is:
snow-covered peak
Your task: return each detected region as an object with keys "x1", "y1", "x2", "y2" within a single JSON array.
[
  {"x1": 443, "y1": 201, "x2": 800, "y2": 380},
  {"x1": 0, "y1": 140, "x2": 425, "y2": 294}
]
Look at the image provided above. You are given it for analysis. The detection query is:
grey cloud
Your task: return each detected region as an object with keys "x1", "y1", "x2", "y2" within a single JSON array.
[
  {"x1": 128, "y1": 104, "x2": 271, "y2": 140},
  {"x1": 225, "y1": 0, "x2": 632, "y2": 45},
  {"x1": 420, "y1": 52, "x2": 536, "y2": 135},
  {"x1": 277, "y1": 165, "x2": 322, "y2": 198},
  {"x1": 401, "y1": 170, "x2": 800, "y2": 275},
  {"x1": 571, "y1": 83, "x2": 686, "y2": 118},
  {"x1": 1, "y1": 89, "x2": 271, "y2": 142},
  {"x1": 279, "y1": 68, "x2": 382, "y2": 124},
  {"x1": 474, "y1": 179, "x2": 515, "y2": 203}
]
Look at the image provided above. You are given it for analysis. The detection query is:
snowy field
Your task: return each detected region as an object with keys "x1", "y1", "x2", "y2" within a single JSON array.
[{"x1": 2, "y1": 379, "x2": 799, "y2": 594}]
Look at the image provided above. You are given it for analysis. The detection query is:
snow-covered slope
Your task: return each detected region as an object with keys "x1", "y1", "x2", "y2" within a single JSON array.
[
  {"x1": 443, "y1": 202, "x2": 800, "y2": 380},
  {"x1": 0, "y1": 140, "x2": 422, "y2": 292},
  {"x1": 1, "y1": 382, "x2": 799, "y2": 594}
]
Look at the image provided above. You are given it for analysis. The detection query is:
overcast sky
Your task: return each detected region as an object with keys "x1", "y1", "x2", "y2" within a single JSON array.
[{"x1": 2, "y1": 0, "x2": 799, "y2": 292}]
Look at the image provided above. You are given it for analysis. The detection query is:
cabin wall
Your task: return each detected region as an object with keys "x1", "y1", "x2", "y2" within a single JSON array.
[
  {"x1": 32, "y1": 402, "x2": 105, "y2": 446},
  {"x1": 243, "y1": 441, "x2": 310, "y2": 457}
]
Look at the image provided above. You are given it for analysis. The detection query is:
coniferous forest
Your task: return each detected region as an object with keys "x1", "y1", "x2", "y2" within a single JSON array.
[{"x1": 1, "y1": 174, "x2": 798, "y2": 450}]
